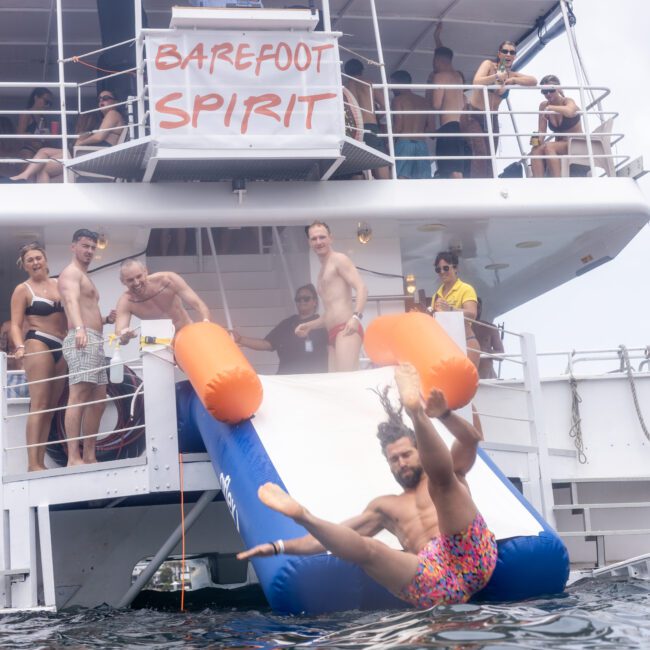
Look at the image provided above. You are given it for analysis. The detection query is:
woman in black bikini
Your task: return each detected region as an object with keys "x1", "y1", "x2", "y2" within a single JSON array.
[
  {"x1": 530, "y1": 74, "x2": 582, "y2": 177},
  {"x1": 10, "y1": 242, "x2": 68, "y2": 471},
  {"x1": 463, "y1": 41, "x2": 537, "y2": 178}
]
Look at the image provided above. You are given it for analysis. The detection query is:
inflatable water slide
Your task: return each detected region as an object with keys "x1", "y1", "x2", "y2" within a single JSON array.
[{"x1": 175, "y1": 317, "x2": 569, "y2": 614}]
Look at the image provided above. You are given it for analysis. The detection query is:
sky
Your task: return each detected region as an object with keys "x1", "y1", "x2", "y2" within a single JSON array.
[{"x1": 496, "y1": 1, "x2": 650, "y2": 366}]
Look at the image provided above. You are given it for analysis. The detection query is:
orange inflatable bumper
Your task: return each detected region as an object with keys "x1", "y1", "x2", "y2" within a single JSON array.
[
  {"x1": 365, "y1": 312, "x2": 478, "y2": 410},
  {"x1": 174, "y1": 322, "x2": 263, "y2": 423}
]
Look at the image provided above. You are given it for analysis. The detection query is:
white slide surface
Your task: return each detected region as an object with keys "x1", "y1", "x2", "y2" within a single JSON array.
[{"x1": 253, "y1": 366, "x2": 543, "y2": 547}]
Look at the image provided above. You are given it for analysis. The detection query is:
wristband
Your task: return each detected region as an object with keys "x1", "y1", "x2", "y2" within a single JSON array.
[
  {"x1": 276, "y1": 539, "x2": 285, "y2": 554},
  {"x1": 352, "y1": 312, "x2": 362, "y2": 322},
  {"x1": 15, "y1": 344, "x2": 25, "y2": 349},
  {"x1": 439, "y1": 409, "x2": 452, "y2": 420},
  {"x1": 75, "y1": 325, "x2": 85, "y2": 332},
  {"x1": 269, "y1": 541, "x2": 279, "y2": 555}
]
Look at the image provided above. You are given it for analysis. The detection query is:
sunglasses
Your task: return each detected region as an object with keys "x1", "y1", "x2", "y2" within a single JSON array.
[
  {"x1": 541, "y1": 88, "x2": 557, "y2": 96},
  {"x1": 295, "y1": 296, "x2": 313, "y2": 303},
  {"x1": 98, "y1": 95, "x2": 115, "y2": 102},
  {"x1": 499, "y1": 48, "x2": 516, "y2": 56},
  {"x1": 434, "y1": 265, "x2": 453, "y2": 274}
]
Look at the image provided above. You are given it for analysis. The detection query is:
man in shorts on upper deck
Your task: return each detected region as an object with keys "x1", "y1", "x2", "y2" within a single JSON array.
[
  {"x1": 58, "y1": 229, "x2": 115, "y2": 467},
  {"x1": 239, "y1": 363, "x2": 497, "y2": 609},
  {"x1": 294, "y1": 221, "x2": 367, "y2": 372}
]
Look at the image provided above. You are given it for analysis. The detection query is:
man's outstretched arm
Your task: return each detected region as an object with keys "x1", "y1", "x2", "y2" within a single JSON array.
[
  {"x1": 237, "y1": 500, "x2": 385, "y2": 560},
  {"x1": 170, "y1": 272, "x2": 211, "y2": 321},
  {"x1": 424, "y1": 388, "x2": 483, "y2": 478}
]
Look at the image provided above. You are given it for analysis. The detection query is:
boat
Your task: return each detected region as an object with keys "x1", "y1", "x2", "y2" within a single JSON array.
[{"x1": 0, "y1": 0, "x2": 648, "y2": 613}]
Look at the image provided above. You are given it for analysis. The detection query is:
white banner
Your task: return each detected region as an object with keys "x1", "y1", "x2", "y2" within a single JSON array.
[{"x1": 145, "y1": 31, "x2": 344, "y2": 149}]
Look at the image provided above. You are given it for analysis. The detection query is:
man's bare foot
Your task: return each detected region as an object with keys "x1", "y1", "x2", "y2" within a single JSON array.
[
  {"x1": 28, "y1": 464, "x2": 47, "y2": 472},
  {"x1": 67, "y1": 458, "x2": 84, "y2": 467},
  {"x1": 258, "y1": 482, "x2": 305, "y2": 520},
  {"x1": 394, "y1": 363, "x2": 423, "y2": 413},
  {"x1": 83, "y1": 457, "x2": 98, "y2": 464}
]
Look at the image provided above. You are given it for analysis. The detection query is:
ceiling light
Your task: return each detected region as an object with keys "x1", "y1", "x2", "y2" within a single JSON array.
[
  {"x1": 357, "y1": 222, "x2": 372, "y2": 244},
  {"x1": 97, "y1": 233, "x2": 108, "y2": 250},
  {"x1": 405, "y1": 274, "x2": 416, "y2": 295},
  {"x1": 485, "y1": 263, "x2": 509, "y2": 271},
  {"x1": 515, "y1": 240, "x2": 542, "y2": 248}
]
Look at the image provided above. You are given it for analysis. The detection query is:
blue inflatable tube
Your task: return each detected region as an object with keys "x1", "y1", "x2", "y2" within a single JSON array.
[{"x1": 178, "y1": 382, "x2": 569, "y2": 614}]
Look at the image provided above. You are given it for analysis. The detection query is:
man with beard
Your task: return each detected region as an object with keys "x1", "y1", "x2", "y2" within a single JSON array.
[
  {"x1": 238, "y1": 364, "x2": 497, "y2": 609},
  {"x1": 114, "y1": 258, "x2": 211, "y2": 344}
]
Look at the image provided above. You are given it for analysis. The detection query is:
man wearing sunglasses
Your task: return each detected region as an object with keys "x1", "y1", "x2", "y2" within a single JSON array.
[
  {"x1": 231, "y1": 283, "x2": 328, "y2": 374},
  {"x1": 462, "y1": 41, "x2": 536, "y2": 177}
]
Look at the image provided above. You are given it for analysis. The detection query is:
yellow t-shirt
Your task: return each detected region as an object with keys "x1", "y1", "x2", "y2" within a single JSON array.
[{"x1": 432, "y1": 278, "x2": 477, "y2": 311}]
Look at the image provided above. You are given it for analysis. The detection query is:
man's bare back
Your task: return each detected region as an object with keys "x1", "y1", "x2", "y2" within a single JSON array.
[
  {"x1": 392, "y1": 92, "x2": 431, "y2": 137},
  {"x1": 429, "y1": 69, "x2": 465, "y2": 125}
]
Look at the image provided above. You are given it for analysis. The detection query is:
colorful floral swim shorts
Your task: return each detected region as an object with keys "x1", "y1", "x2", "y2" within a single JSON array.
[{"x1": 399, "y1": 512, "x2": 498, "y2": 609}]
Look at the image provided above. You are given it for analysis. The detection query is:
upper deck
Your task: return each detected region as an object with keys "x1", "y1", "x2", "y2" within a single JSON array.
[{"x1": 0, "y1": 0, "x2": 648, "y2": 318}]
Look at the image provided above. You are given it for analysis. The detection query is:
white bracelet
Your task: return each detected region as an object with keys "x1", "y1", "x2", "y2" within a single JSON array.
[
  {"x1": 352, "y1": 314, "x2": 361, "y2": 322},
  {"x1": 276, "y1": 539, "x2": 285, "y2": 554},
  {"x1": 75, "y1": 325, "x2": 85, "y2": 332},
  {"x1": 15, "y1": 344, "x2": 25, "y2": 349}
]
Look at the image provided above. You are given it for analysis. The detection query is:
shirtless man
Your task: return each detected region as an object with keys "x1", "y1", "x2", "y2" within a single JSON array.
[
  {"x1": 295, "y1": 222, "x2": 367, "y2": 372},
  {"x1": 58, "y1": 229, "x2": 114, "y2": 466},
  {"x1": 390, "y1": 70, "x2": 433, "y2": 179},
  {"x1": 239, "y1": 364, "x2": 497, "y2": 609},
  {"x1": 426, "y1": 25, "x2": 469, "y2": 178},
  {"x1": 343, "y1": 58, "x2": 390, "y2": 180},
  {"x1": 115, "y1": 259, "x2": 211, "y2": 344}
]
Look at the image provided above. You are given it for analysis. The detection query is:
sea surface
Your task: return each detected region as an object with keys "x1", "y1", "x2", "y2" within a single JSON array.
[{"x1": 1, "y1": 577, "x2": 649, "y2": 649}]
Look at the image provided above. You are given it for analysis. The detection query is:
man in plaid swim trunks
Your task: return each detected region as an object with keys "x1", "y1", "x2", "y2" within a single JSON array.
[
  {"x1": 58, "y1": 229, "x2": 115, "y2": 467},
  {"x1": 239, "y1": 364, "x2": 497, "y2": 609}
]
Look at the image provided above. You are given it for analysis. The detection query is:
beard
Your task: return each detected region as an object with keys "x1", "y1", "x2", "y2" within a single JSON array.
[{"x1": 393, "y1": 464, "x2": 423, "y2": 489}]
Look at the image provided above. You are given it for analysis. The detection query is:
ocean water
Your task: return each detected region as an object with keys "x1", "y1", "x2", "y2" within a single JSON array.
[{"x1": 0, "y1": 577, "x2": 649, "y2": 649}]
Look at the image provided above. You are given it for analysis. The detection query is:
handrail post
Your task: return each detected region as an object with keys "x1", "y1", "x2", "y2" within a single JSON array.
[
  {"x1": 55, "y1": 0, "x2": 69, "y2": 183},
  {"x1": 134, "y1": 0, "x2": 146, "y2": 139},
  {"x1": 321, "y1": 0, "x2": 332, "y2": 31},
  {"x1": 505, "y1": 95, "x2": 530, "y2": 177},
  {"x1": 482, "y1": 87, "x2": 498, "y2": 178},
  {"x1": 368, "y1": 0, "x2": 395, "y2": 179},
  {"x1": 521, "y1": 333, "x2": 556, "y2": 528}
]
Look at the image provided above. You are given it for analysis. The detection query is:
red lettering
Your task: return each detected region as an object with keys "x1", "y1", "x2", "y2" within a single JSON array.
[
  {"x1": 235, "y1": 43, "x2": 254, "y2": 71},
  {"x1": 191, "y1": 93, "x2": 224, "y2": 128},
  {"x1": 311, "y1": 44, "x2": 334, "y2": 73},
  {"x1": 241, "y1": 94, "x2": 281, "y2": 134},
  {"x1": 224, "y1": 93, "x2": 238, "y2": 127},
  {"x1": 155, "y1": 92, "x2": 190, "y2": 129},
  {"x1": 294, "y1": 42, "x2": 312, "y2": 72},
  {"x1": 275, "y1": 42, "x2": 292, "y2": 71},
  {"x1": 298, "y1": 93, "x2": 337, "y2": 129},
  {"x1": 254, "y1": 44, "x2": 276, "y2": 76},
  {"x1": 181, "y1": 43, "x2": 208, "y2": 70},
  {"x1": 155, "y1": 44, "x2": 182, "y2": 71},
  {"x1": 283, "y1": 93, "x2": 297, "y2": 128},
  {"x1": 209, "y1": 43, "x2": 234, "y2": 74}
]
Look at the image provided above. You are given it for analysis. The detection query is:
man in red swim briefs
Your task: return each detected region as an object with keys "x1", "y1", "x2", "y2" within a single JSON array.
[
  {"x1": 294, "y1": 221, "x2": 367, "y2": 372},
  {"x1": 239, "y1": 364, "x2": 497, "y2": 609}
]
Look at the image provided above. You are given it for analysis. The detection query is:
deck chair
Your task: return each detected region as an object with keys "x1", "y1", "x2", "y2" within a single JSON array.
[
  {"x1": 560, "y1": 117, "x2": 615, "y2": 177},
  {"x1": 69, "y1": 125, "x2": 129, "y2": 182}
]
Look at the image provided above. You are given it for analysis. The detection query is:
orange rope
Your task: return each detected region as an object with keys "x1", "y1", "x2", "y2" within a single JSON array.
[
  {"x1": 179, "y1": 452, "x2": 186, "y2": 612},
  {"x1": 71, "y1": 55, "x2": 122, "y2": 75}
]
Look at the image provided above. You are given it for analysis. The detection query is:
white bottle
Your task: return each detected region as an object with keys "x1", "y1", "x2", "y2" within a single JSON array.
[{"x1": 110, "y1": 344, "x2": 124, "y2": 384}]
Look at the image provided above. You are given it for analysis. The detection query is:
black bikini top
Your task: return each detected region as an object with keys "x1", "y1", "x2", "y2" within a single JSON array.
[{"x1": 24, "y1": 282, "x2": 64, "y2": 317}]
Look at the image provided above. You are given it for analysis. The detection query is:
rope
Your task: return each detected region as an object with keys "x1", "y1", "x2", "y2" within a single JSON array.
[
  {"x1": 619, "y1": 345, "x2": 650, "y2": 441},
  {"x1": 568, "y1": 363, "x2": 587, "y2": 464},
  {"x1": 71, "y1": 56, "x2": 123, "y2": 75},
  {"x1": 179, "y1": 453, "x2": 186, "y2": 612}
]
